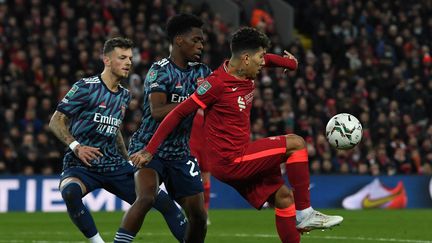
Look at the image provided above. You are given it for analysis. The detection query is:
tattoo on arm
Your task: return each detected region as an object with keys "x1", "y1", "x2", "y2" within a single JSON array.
[
  {"x1": 49, "y1": 111, "x2": 75, "y2": 146},
  {"x1": 116, "y1": 131, "x2": 129, "y2": 160}
]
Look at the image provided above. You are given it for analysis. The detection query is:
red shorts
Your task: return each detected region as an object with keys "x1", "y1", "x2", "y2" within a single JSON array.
[
  {"x1": 190, "y1": 110, "x2": 209, "y2": 172},
  {"x1": 211, "y1": 136, "x2": 287, "y2": 209}
]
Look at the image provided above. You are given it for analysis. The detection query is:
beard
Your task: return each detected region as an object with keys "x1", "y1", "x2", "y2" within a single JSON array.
[{"x1": 114, "y1": 68, "x2": 129, "y2": 79}]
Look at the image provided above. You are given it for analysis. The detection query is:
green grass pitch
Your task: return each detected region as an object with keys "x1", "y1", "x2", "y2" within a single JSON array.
[{"x1": 0, "y1": 209, "x2": 431, "y2": 243}]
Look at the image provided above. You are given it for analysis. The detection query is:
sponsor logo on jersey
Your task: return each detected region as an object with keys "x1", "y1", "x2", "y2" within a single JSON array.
[
  {"x1": 238, "y1": 96, "x2": 246, "y2": 111},
  {"x1": 175, "y1": 81, "x2": 183, "y2": 89},
  {"x1": 197, "y1": 77, "x2": 205, "y2": 86},
  {"x1": 197, "y1": 81, "x2": 211, "y2": 95},
  {"x1": 171, "y1": 93, "x2": 190, "y2": 103},
  {"x1": 99, "y1": 102, "x2": 106, "y2": 109},
  {"x1": 147, "y1": 70, "x2": 158, "y2": 82},
  {"x1": 93, "y1": 113, "x2": 122, "y2": 135},
  {"x1": 93, "y1": 113, "x2": 121, "y2": 126},
  {"x1": 66, "y1": 84, "x2": 79, "y2": 98}
]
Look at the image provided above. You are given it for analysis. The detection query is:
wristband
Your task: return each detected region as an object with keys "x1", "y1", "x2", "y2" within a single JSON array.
[{"x1": 69, "y1": 141, "x2": 80, "y2": 151}]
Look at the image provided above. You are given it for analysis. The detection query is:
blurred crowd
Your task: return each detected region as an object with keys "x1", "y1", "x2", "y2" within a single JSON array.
[{"x1": 0, "y1": 0, "x2": 431, "y2": 176}]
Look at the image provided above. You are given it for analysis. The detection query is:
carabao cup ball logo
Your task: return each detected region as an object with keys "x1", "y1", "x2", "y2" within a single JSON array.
[{"x1": 326, "y1": 113, "x2": 363, "y2": 150}]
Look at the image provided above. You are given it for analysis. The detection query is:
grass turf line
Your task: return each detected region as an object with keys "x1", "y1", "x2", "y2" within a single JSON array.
[{"x1": 0, "y1": 209, "x2": 431, "y2": 243}]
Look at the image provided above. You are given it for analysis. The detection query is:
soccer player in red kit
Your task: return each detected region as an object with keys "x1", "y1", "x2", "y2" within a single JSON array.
[
  {"x1": 131, "y1": 27, "x2": 343, "y2": 243},
  {"x1": 189, "y1": 109, "x2": 212, "y2": 223}
]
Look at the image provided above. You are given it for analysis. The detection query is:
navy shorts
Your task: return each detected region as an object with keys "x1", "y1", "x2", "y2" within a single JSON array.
[
  {"x1": 60, "y1": 164, "x2": 136, "y2": 204},
  {"x1": 146, "y1": 156, "x2": 203, "y2": 200}
]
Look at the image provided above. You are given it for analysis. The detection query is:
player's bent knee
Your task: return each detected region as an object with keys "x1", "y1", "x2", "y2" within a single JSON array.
[
  {"x1": 61, "y1": 182, "x2": 83, "y2": 203},
  {"x1": 59, "y1": 177, "x2": 86, "y2": 193},
  {"x1": 285, "y1": 134, "x2": 306, "y2": 153}
]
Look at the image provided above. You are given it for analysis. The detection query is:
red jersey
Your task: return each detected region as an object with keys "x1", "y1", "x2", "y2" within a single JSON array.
[
  {"x1": 145, "y1": 54, "x2": 297, "y2": 164},
  {"x1": 189, "y1": 109, "x2": 209, "y2": 171},
  {"x1": 189, "y1": 109, "x2": 205, "y2": 152},
  {"x1": 191, "y1": 61, "x2": 254, "y2": 164}
]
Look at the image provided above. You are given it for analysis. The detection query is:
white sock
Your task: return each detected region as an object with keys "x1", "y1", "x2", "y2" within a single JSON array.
[
  {"x1": 296, "y1": 206, "x2": 313, "y2": 221},
  {"x1": 89, "y1": 233, "x2": 105, "y2": 243}
]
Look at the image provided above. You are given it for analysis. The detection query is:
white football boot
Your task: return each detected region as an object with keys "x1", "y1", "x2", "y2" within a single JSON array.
[{"x1": 296, "y1": 209, "x2": 343, "y2": 232}]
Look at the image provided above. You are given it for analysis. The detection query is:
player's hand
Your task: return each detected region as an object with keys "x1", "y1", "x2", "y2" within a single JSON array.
[
  {"x1": 283, "y1": 50, "x2": 298, "y2": 72},
  {"x1": 73, "y1": 145, "x2": 103, "y2": 167},
  {"x1": 130, "y1": 150, "x2": 153, "y2": 169}
]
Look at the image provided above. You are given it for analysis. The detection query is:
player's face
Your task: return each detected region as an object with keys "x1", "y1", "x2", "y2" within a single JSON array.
[
  {"x1": 180, "y1": 27, "x2": 204, "y2": 62},
  {"x1": 107, "y1": 47, "x2": 133, "y2": 78},
  {"x1": 245, "y1": 47, "x2": 266, "y2": 79}
]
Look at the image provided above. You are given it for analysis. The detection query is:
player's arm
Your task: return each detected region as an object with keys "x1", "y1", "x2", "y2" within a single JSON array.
[
  {"x1": 149, "y1": 92, "x2": 179, "y2": 122},
  {"x1": 49, "y1": 111, "x2": 76, "y2": 147},
  {"x1": 117, "y1": 93, "x2": 131, "y2": 160},
  {"x1": 49, "y1": 111, "x2": 103, "y2": 166},
  {"x1": 130, "y1": 97, "x2": 201, "y2": 168},
  {"x1": 145, "y1": 64, "x2": 180, "y2": 122},
  {"x1": 131, "y1": 78, "x2": 222, "y2": 168},
  {"x1": 264, "y1": 51, "x2": 298, "y2": 70},
  {"x1": 116, "y1": 131, "x2": 129, "y2": 160}
]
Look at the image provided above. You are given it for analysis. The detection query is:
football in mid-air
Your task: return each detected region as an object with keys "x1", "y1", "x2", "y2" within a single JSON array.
[{"x1": 326, "y1": 113, "x2": 362, "y2": 150}]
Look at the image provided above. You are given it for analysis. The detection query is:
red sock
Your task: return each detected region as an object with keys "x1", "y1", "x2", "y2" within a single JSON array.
[
  {"x1": 285, "y1": 148, "x2": 311, "y2": 210},
  {"x1": 203, "y1": 181, "x2": 211, "y2": 211},
  {"x1": 275, "y1": 205, "x2": 300, "y2": 243}
]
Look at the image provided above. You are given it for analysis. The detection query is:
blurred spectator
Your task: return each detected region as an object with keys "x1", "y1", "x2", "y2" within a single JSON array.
[{"x1": 250, "y1": 2, "x2": 274, "y2": 34}]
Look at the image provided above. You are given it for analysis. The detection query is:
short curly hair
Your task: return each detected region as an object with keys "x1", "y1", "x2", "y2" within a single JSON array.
[
  {"x1": 230, "y1": 27, "x2": 271, "y2": 55},
  {"x1": 166, "y1": 13, "x2": 203, "y2": 43}
]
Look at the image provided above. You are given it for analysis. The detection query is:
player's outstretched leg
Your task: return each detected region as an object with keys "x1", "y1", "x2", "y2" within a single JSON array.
[
  {"x1": 283, "y1": 134, "x2": 343, "y2": 231},
  {"x1": 201, "y1": 171, "x2": 211, "y2": 225},
  {"x1": 269, "y1": 186, "x2": 300, "y2": 243},
  {"x1": 61, "y1": 182, "x2": 104, "y2": 243},
  {"x1": 153, "y1": 188, "x2": 187, "y2": 242},
  {"x1": 296, "y1": 209, "x2": 343, "y2": 232}
]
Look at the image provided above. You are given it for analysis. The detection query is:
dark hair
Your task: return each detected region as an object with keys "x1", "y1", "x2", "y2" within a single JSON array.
[
  {"x1": 166, "y1": 13, "x2": 203, "y2": 43},
  {"x1": 230, "y1": 27, "x2": 271, "y2": 55},
  {"x1": 103, "y1": 37, "x2": 134, "y2": 55}
]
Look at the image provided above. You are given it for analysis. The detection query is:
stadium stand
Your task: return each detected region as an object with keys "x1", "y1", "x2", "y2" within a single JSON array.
[{"x1": 0, "y1": 0, "x2": 431, "y2": 176}]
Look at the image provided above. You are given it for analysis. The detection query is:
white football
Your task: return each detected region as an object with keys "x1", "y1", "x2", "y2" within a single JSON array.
[{"x1": 326, "y1": 113, "x2": 362, "y2": 150}]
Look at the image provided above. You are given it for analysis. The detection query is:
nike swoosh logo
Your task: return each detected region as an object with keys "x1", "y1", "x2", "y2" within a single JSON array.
[
  {"x1": 232, "y1": 87, "x2": 238, "y2": 91},
  {"x1": 361, "y1": 186, "x2": 404, "y2": 208}
]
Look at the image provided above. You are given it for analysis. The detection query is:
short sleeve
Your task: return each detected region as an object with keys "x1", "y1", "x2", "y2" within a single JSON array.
[
  {"x1": 145, "y1": 64, "x2": 169, "y2": 94},
  {"x1": 191, "y1": 76, "x2": 224, "y2": 109},
  {"x1": 57, "y1": 80, "x2": 90, "y2": 117}
]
